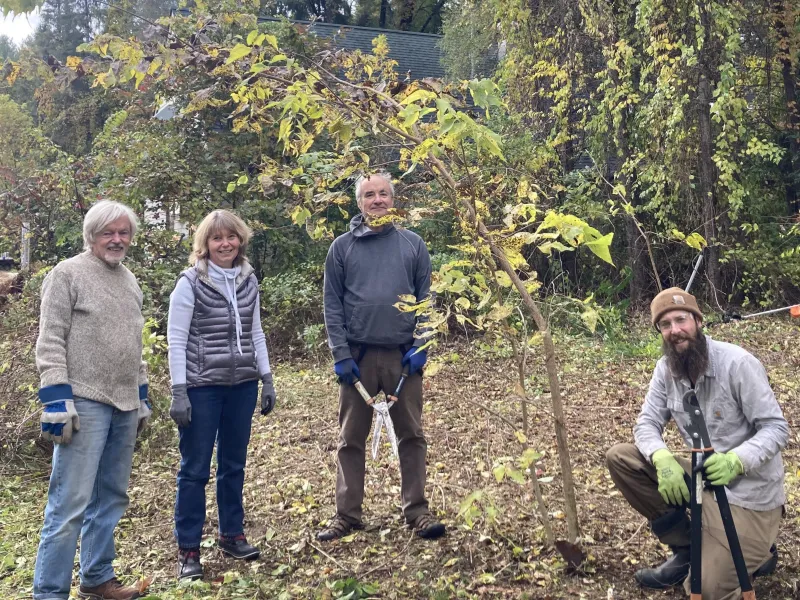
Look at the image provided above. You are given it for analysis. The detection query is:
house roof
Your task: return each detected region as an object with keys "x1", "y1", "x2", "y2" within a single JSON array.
[{"x1": 259, "y1": 18, "x2": 445, "y2": 80}]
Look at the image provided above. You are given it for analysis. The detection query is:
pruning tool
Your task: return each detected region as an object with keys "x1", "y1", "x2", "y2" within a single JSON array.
[
  {"x1": 682, "y1": 388, "x2": 755, "y2": 600},
  {"x1": 352, "y1": 367, "x2": 409, "y2": 460}
]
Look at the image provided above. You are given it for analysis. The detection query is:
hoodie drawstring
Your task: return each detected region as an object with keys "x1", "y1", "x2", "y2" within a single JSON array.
[{"x1": 209, "y1": 262, "x2": 243, "y2": 355}]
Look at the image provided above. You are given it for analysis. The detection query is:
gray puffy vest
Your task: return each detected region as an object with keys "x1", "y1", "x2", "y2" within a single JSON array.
[{"x1": 182, "y1": 266, "x2": 260, "y2": 388}]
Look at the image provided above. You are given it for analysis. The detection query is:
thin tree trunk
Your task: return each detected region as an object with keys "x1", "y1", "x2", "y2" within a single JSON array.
[
  {"x1": 697, "y1": 2, "x2": 721, "y2": 296},
  {"x1": 774, "y1": 1, "x2": 800, "y2": 213},
  {"x1": 428, "y1": 155, "x2": 580, "y2": 543},
  {"x1": 697, "y1": 72, "x2": 720, "y2": 295}
]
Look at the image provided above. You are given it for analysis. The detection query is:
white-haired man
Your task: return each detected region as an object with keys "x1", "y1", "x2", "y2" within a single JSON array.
[
  {"x1": 33, "y1": 200, "x2": 150, "y2": 600},
  {"x1": 319, "y1": 173, "x2": 445, "y2": 541}
]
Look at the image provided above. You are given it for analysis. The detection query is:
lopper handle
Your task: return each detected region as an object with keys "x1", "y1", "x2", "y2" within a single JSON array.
[
  {"x1": 353, "y1": 379, "x2": 374, "y2": 405},
  {"x1": 387, "y1": 366, "x2": 410, "y2": 403}
]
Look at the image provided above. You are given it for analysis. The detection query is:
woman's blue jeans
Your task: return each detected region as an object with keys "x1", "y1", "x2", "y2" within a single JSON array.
[{"x1": 174, "y1": 380, "x2": 258, "y2": 549}]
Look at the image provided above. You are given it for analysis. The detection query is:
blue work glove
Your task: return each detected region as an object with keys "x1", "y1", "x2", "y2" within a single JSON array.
[
  {"x1": 334, "y1": 358, "x2": 361, "y2": 385},
  {"x1": 41, "y1": 400, "x2": 80, "y2": 444},
  {"x1": 260, "y1": 373, "x2": 276, "y2": 416},
  {"x1": 402, "y1": 347, "x2": 427, "y2": 375}
]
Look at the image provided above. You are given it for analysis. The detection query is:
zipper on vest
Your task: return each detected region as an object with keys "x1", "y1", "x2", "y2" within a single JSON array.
[{"x1": 229, "y1": 301, "x2": 236, "y2": 385}]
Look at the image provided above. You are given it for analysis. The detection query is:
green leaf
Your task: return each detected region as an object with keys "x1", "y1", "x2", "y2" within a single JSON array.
[
  {"x1": 492, "y1": 465, "x2": 506, "y2": 482},
  {"x1": 454, "y1": 297, "x2": 471, "y2": 310},
  {"x1": 583, "y1": 232, "x2": 615, "y2": 265},
  {"x1": 290, "y1": 205, "x2": 311, "y2": 226},
  {"x1": 226, "y1": 43, "x2": 252, "y2": 64},
  {"x1": 468, "y1": 78, "x2": 503, "y2": 113},
  {"x1": 264, "y1": 34, "x2": 279, "y2": 50},
  {"x1": 246, "y1": 29, "x2": 258, "y2": 46},
  {"x1": 506, "y1": 466, "x2": 526, "y2": 484},
  {"x1": 684, "y1": 232, "x2": 707, "y2": 251},
  {"x1": 401, "y1": 89, "x2": 437, "y2": 105},
  {"x1": 518, "y1": 448, "x2": 542, "y2": 469},
  {"x1": 226, "y1": 182, "x2": 236, "y2": 193},
  {"x1": 237, "y1": 174, "x2": 249, "y2": 185}
]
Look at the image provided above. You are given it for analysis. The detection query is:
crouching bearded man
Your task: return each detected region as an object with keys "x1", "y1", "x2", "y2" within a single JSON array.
[{"x1": 606, "y1": 287, "x2": 788, "y2": 600}]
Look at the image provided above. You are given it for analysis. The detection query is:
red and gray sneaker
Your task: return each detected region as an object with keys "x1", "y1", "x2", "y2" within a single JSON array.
[
  {"x1": 177, "y1": 548, "x2": 203, "y2": 581},
  {"x1": 218, "y1": 534, "x2": 260, "y2": 560}
]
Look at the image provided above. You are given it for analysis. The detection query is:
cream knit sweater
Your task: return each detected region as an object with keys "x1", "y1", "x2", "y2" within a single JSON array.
[{"x1": 36, "y1": 251, "x2": 147, "y2": 412}]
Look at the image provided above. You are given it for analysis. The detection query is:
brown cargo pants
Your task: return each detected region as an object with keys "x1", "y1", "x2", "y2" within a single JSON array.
[
  {"x1": 335, "y1": 345, "x2": 429, "y2": 526},
  {"x1": 607, "y1": 443, "x2": 782, "y2": 600}
]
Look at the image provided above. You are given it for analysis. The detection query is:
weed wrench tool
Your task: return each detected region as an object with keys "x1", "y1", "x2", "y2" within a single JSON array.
[{"x1": 682, "y1": 389, "x2": 754, "y2": 600}]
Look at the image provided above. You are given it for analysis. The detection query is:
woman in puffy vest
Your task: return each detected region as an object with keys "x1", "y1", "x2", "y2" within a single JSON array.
[{"x1": 167, "y1": 209, "x2": 276, "y2": 581}]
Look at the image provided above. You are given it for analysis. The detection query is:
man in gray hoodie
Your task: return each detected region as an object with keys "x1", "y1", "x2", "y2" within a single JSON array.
[{"x1": 318, "y1": 173, "x2": 445, "y2": 542}]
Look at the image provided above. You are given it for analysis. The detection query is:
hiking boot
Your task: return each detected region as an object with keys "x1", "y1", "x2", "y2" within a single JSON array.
[
  {"x1": 218, "y1": 534, "x2": 260, "y2": 560},
  {"x1": 635, "y1": 546, "x2": 690, "y2": 589},
  {"x1": 78, "y1": 577, "x2": 141, "y2": 599},
  {"x1": 317, "y1": 515, "x2": 364, "y2": 542},
  {"x1": 411, "y1": 513, "x2": 446, "y2": 539},
  {"x1": 754, "y1": 544, "x2": 778, "y2": 578},
  {"x1": 177, "y1": 548, "x2": 203, "y2": 581}
]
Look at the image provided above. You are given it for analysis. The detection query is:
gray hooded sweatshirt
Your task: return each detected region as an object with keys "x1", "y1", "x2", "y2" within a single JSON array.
[{"x1": 324, "y1": 214, "x2": 431, "y2": 363}]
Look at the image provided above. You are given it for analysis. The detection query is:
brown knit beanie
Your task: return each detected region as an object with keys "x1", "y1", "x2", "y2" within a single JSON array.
[{"x1": 650, "y1": 287, "x2": 703, "y2": 329}]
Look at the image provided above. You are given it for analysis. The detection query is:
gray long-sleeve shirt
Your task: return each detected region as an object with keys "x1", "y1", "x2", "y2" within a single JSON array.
[
  {"x1": 323, "y1": 215, "x2": 431, "y2": 363},
  {"x1": 634, "y1": 336, "x2": 788, "y2": 511}
]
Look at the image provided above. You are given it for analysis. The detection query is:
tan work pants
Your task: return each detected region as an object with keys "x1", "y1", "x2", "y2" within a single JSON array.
[
  {"x1": 607, "y1": 443, "x2": 782, "y2": 600},
  {"x1": 335, "y1": 345, "x2": 429, "y2": 525}
]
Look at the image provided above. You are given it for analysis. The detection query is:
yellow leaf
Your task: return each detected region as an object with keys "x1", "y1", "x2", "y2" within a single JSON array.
[
  {"x1": 495, "y1": 271, "x2": 512, "y2": 288},
  {"x1": 226, "y1": 43, "x2": 252, "y2": 64}
]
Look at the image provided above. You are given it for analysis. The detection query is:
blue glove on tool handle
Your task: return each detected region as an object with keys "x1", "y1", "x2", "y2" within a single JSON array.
[
  {"x1": 334, "y1": 358, "x2": 361, "y2": 385},
  {"x1": 402, "y1": 348, "x2": 427, "y2": 376}
]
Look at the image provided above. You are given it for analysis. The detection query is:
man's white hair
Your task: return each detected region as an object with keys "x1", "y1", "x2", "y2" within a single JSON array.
[
  {"x1": 354, "y1": 172, "x2": 394, "y2": 204},
  {"x1": 83, "y1": 200, "x2": 139, "y2": 251}
]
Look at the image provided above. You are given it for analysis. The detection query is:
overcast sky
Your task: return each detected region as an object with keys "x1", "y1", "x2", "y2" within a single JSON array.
[{"x1": 0, "y1": 10, "x2": 40, "y2": 46}]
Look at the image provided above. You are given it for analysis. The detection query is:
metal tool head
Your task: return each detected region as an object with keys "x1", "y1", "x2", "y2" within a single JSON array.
[
  {"x1": 370, "y1": 400, "x2": 399, "y2": 460},
  {"x1": 682, "y1": 388, "x2": 699, "y2": 412}
]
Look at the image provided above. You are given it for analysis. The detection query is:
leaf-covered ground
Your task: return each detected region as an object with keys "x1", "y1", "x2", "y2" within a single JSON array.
[{"x1": 1, "y1": 320, "x2": 798, "y2": 599}]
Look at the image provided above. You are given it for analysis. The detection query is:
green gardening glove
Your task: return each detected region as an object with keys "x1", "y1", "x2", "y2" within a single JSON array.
[
  {"x1": 703, "y1": 451, "x2": 744, "y2": 487},
  {"x1": 652, "y1": 449, "x2": 690, "y2": 506}
]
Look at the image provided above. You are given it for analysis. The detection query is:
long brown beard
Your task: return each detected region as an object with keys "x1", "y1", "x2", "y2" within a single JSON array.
[{"x1": 663, "y1": 331, "x2": 709, "y2": 384}]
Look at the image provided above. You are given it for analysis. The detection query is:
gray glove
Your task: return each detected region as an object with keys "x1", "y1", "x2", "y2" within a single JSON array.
[
  {"x1": 260, "y1": 373, "x2": 276, "y2": 416},
  {"x1": 170, "y1": 384, "x2": 191, "y2": 428}
]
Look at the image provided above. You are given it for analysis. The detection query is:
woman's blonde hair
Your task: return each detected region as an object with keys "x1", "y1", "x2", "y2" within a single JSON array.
[{"x1": 190, "y1": 209, "x2": 252, "y2": 266}]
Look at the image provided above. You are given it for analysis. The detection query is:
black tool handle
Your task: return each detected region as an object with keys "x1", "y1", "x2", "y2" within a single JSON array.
[
  {"x1": 685, "y1": 389, "x2": 755, "y2": 599},
  {"x1": 689, "y1": 437, "x2": 703, "y2": 600},
  {"x1": 388, "y1": 366, "x2": 410, "y2": 402},
  {"x1": 713, "y1": 484, "x2": 755, "y2": 598}
]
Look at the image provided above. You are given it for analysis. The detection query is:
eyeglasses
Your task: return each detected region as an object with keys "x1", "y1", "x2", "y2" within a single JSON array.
[{"x1": 656, "y1": 312, "x2": 692, "y2": 332}]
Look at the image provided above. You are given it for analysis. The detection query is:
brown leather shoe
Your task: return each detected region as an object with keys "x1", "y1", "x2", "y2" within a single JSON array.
[{"x1": 78, "y1": 577, "x2": 141, "y2": 599}]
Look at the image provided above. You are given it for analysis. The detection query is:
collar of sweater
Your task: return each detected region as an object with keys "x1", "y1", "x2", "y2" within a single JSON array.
[{"x1": 195, "y1": 258, "x2": 253, "y2": 288}]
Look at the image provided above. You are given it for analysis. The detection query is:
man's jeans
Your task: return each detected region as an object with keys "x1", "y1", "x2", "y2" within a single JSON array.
[
  {"x1": 174, "y1": 381, "x2": 257, "y2": 549},
  {"x1": 33, "y1": 398, "x2": 138, "y2": 600}
]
